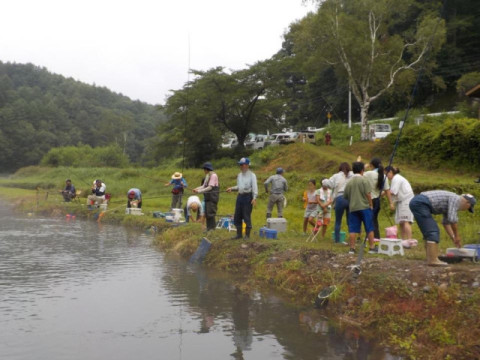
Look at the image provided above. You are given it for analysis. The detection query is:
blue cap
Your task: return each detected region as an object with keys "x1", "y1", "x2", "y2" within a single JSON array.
[
  {"x1": 276, "y1": 167, "x2": 284, "y2": 174},
  {"x1": 238, "y1": 157, "x2": 250, "y2": 165}
]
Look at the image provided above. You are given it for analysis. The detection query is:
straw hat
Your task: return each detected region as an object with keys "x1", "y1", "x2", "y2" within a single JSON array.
[{"x1": 172, "y1": 172, "x2": 183, "y2": 180}]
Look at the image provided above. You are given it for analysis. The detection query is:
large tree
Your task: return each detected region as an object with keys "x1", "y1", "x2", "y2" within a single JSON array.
[
  {"x1": 292, "y1": 0, "x2": 446, "y2": 139},
  {"x1": 161, "y1": 61, "x2": 284, "y2": 165}
]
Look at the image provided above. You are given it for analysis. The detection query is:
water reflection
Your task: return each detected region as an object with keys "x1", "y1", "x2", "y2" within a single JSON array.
[{"x1": 0, "y1": 205, "x2": 401, "y2": 360}]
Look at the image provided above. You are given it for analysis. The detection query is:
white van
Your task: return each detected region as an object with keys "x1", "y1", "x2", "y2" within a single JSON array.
[
  {"x1": 369, "y1": 123, "x2": 392, "y2": 140},
  {"x1": 252, "y1": 135, "x2": 269, "y2": 150}
]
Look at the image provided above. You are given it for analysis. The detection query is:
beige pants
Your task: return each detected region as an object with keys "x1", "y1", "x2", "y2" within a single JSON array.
[{"x1": 87, "y1": 195, "x2": 105, "y2": 206}]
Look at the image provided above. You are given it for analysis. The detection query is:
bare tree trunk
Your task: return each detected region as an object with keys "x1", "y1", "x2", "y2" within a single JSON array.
[{"x1": 360, "y1": 103, "x2": 370, "y2": 141}]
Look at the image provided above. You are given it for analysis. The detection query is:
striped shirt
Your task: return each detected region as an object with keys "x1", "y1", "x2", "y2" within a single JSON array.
[{"x1": 422, "y1": 190, "x2": 461, "y2": 224}]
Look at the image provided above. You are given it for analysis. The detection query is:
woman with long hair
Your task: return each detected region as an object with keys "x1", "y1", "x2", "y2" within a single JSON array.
[
  {"x1": 324, "y1": 162, "x2": 353, "y2": 244},
  {"x1": 364, "y1": 158, "x2": 393, "y2": 239}
]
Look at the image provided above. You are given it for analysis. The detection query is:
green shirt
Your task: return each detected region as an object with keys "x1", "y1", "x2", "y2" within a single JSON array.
[{"x1": 343, "y1": 175, "x2": 372, "y2": 212}]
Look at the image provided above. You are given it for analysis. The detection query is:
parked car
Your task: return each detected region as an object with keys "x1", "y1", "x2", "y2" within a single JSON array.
[
  {"x1": 265, "y1": 133, "x2": 283, "y2": 146},
  {"x1": 221, "y1": 138, "x2": 235, "y2": 149},
  {"x1": 278, "y1": 132, "x2": 298, "y2": 145},
  {"x1": 252, "y1": 134, "x2": 269, "y2": 150},
  {"x1": 369, "y1": 123, "x2": 392, "y2": 141},
  {"x1": 307, "y1": 126, "x2": 324, "y2": 133},
  {"x1": 244, "y1": 133, "x2": 257, "y2": 149},
  {"x1": 296, "y1": 132, "x2": 316, "y2": 144}
]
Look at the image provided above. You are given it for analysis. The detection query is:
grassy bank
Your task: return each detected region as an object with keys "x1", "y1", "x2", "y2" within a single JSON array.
[{"x1": 1, "y1": 143, "x2": 480, "y2": 359}]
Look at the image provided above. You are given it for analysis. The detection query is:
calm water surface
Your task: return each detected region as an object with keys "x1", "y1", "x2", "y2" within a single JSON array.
[{"x1": 0, "y1": 205, "x2": 401, "y2": 360}]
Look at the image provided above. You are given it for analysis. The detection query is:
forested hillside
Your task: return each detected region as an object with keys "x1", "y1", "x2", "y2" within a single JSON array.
[
  {"x1": 159, "y1": 0, "x2": 480, "y2": 166},
  {"x1": 0, "y1": 62, "x2": 166, "y2": 171}
]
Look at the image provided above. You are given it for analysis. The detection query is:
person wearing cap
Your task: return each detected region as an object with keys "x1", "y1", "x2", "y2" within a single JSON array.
[
  {"x1": 264, "y1": 167, "x2": 288, "y2": 219},
  {"x1": 184, "y1": 195, "x2": 205, "y2": 224},
  {"x1": 87, "y1": 179, "x2": 106, "y2": 206},
  {"x1": 127, "y1": 188, "x2": 142, "y2": 208},
  {"x1": 193, "y1": 162, "x2": 219, "y2": 231},
  {"x1": 61, "y1": 179, "x2": 76, "y2": 202},
  {"x1": 165, "y1": 172, "x2": 188, "y2": 209},
  {"x1": 226, "y1": 157, "x2": 258, "y2": 239},
  {"x1": 409, "y1": 190, "x2": 476, "y2": 266}
]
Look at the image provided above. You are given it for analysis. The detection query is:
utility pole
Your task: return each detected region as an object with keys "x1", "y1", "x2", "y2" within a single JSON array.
[{"x1": 348, "y1": 85, "x2": 352, "y2": 129}]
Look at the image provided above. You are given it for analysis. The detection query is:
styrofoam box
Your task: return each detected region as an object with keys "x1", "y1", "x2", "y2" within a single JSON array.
[
  {"x1": 125, "y1": 208, "x2": 143, "y2": 216},
  {"x1": 267, "y1": 218, "x2": 287, "y2": 233}
]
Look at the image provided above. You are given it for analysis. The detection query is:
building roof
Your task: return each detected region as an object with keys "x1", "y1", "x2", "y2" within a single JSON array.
[{"x1": 466, "y1": 84, "x2": 480, "y2": 98}]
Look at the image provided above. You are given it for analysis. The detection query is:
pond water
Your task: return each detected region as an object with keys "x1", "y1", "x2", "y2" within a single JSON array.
[{"x1": 0, "y1": 205, "x2": 401, "y2": 360}]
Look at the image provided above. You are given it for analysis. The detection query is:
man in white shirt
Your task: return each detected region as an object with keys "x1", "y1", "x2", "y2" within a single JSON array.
[{"x1": 227, "y1": 157, "x2": 258, "y2": 239}]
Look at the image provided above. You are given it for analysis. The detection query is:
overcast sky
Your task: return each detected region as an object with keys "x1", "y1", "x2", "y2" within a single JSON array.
[{"x1": 0, "y1": 0, "x2": 315, "y2": 105}]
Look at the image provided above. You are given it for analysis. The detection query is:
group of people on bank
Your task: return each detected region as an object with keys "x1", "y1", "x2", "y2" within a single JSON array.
[{"x1": 61, "y1": 155, "x2": 476, "y2": 266}]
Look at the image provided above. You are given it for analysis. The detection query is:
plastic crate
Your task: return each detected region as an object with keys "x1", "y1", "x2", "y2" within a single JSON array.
[{"x1": 265, "y1": 228, "x2": 278, "y2": 239}]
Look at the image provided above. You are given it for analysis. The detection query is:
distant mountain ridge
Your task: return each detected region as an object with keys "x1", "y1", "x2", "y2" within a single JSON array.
[{"x1": 0, "y1": 61, "x2": 166, "y2": 170}]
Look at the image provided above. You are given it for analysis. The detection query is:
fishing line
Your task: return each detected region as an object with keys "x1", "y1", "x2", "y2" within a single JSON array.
[{"x1": 181, "y1": 35, "x2": 191, "y2": 174}]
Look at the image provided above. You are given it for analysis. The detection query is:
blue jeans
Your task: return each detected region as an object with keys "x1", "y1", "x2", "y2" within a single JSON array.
[
  {"x1": 334, "y1": 195, "x2": 349, "y2": 242},
  {"x1": 409, "y1": 194, "x2": 440, "y2": 243},
  {"x1": 372, "y1": 197, "x2": 381, "y2": 239}
]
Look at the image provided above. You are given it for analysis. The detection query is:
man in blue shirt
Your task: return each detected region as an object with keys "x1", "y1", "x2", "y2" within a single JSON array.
[{"x1": 165, "y1": 172, "x2": 187, "y2": 209}]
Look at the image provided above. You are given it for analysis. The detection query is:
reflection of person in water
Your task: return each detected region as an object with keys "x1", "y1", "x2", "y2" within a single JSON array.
[{"x1": 231, "y1": 289, "x2": 253, "y2": 355}]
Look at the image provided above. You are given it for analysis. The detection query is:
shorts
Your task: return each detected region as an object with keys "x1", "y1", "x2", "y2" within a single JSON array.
[
  {"x1": 348, "y1": 209, "x2": 374, "y2": 234},
  {"x1": 304, "y1": 207, "x2": 319, "y2": 219},
  {"x1": 396, "y1": 197, "x2": 414, "y2": 224}
]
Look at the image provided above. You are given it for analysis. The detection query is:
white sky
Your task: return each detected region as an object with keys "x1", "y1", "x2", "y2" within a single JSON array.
[{"x1": 0, "y1": 0, "x2": 315, "y2": 105}]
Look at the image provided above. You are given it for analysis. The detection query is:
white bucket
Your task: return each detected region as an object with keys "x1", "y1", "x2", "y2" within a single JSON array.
[{"x1": 171, "y1": 208, "x2": 184, "y2": 223}]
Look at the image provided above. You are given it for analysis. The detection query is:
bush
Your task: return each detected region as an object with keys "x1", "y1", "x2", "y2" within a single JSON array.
[
  {"x1": 391, "y1": 116, "x2": 480, "y2": 170},
  {"x1": 40, "y1": 144, "x2": 130, "y2": 168},
  {"x1": 316, "y1": 121, "x2": 361, "y2": 146}
]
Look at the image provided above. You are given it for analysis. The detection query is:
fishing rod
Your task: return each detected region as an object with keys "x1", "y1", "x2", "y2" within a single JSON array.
[{"x1": 387, "y1": 0, "x2": 448, "y2": 168}]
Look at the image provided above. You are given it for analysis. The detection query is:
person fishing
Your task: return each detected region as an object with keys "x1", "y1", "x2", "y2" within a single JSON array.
[
  {"x1": 61, "y1": 179, "x2": 76, "y2": 202},
  {"x1": 343, "y1": 162, "x2": 377, "y2": 255},
  {"x1": 193, "y1": 162, "x2": 219, "y2": 231},
  {"x1": 323, "y1": 162, "x2": 353, "y2": 245},
  {"x1": 126, "y1": 188, "x2": 142, "y2": 208},
  {"x1": 87, "y1": 179, "x2": 106, "y2": 206},
  {"x1": 184, "y1": 195, "x2": 205, "y2": 224},
  {"x1": 409, "y1": 191, "x2": 476, "y2": 266},
  {"x1": 364, "y1": 158, "x2": 393, "y2": 239},
  {"x1": 264, "y1": 167, "x2": 288, "y2": 219},
  {"x1": 226, "y1": 157, "x2": 258, "y2": 240},
  {"x1": 385, "y1": 166, "x2": 414, "y2": 241},
  {"x1": 165, "y1": 172, "x2": 187, "y2": 209}
]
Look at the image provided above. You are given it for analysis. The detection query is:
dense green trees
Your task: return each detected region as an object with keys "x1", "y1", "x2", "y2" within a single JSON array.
[{"x1": 0, "y1": 62, "x2": 165, "y2": 171}]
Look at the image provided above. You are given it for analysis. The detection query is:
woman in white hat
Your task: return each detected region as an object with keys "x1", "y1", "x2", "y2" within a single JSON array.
[{"x1": 165, "y1": 172, "x2": 188, "y2": 209}]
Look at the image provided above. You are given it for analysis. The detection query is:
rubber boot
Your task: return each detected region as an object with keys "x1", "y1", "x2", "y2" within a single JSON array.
[
  {"x1": 244, "y1": 228, "x2": 251, "y2": 239},
  {"x1": 426, "y1": 241, "x2": 448, "y2": 267},
  {"x1": 231, "y1": 227, "x2": 242, "y2": 240}
]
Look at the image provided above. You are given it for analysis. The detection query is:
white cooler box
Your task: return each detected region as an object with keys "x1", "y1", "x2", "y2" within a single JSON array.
[{"x1": 267, "y1": 218, "x2": 287, "y2": 233}]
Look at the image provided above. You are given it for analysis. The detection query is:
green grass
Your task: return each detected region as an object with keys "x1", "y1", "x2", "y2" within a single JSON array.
[{"x1": 1, "y1": 142, "x2": 479, "y2": 254}]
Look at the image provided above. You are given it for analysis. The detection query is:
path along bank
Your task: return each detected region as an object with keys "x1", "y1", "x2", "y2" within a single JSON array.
[{"x1": 2, "y1": 186, "x2": 480, "y2": 360}]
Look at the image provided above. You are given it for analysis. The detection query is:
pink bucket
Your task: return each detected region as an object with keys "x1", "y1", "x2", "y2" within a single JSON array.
[{"x1": 385, "y1": 225, "x2": 398, "y2": 239}]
